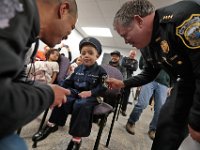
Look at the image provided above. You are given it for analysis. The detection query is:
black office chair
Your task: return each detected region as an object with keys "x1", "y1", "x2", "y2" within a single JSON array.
[
  {"x1": 101, "y1": 64, "x2": 123, "y2": 148},
  {"x1": 88, "y1": 64, "x2": 124, "y2": 150}
]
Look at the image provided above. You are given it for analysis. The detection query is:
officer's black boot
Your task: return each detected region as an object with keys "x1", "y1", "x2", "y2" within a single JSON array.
[{"x1": 32, "y1": 125, "x2": 58, "y2": 142}]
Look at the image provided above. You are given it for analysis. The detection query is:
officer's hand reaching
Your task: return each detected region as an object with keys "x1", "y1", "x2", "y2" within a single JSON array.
[
  {"x1": 106, "y1": 78, "x2": 125, "y2": 89},
  {"x1": 49, "y1": 84, "x2": 71, "y2": 109}
]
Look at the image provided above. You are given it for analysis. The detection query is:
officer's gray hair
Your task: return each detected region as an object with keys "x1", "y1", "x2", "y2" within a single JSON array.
[{"x1": 113, "y1": 0, "x2": 155, "y2": 27}]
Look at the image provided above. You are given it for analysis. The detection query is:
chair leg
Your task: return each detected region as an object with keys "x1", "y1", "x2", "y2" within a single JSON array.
[
  {"x1": 32, "y1": 108, "x2": 49, "y2": 148},
  {"x1": 93, "y1": 115, "x2": 107, "y2": 150},
  {"x1": 105, "y1": 104, "x2": 118, "y2": 147},
  {"x1": 116, "y1": 93, "x2": 123, "y2": 121},
  {"x1": 32, "y1": 141, "x2": 37, "y2": 148},
  {"x1": 116, "y1": 100, "x2": 121, "y2": 121},
  {"x1": 16, "y1": 127, "x2": 22, "y2": 135},
  {"x1": 106, "y1": 95, "x2": 121, "y2": 147},
  {"x1": 38, "y1": 108, "x2": 49, "y2": 131}
]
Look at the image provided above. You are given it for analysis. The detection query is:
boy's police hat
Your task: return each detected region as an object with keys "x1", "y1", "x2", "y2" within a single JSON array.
[
  {"x1": 79, "y1": 37, "x2": 102, "y2": 55},
  {"x1": 110, "y1": 50, "x2": 121, "y2": 56}
]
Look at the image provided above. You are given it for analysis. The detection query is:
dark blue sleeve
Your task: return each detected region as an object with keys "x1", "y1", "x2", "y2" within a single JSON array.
[{"x1": 91, "y1": 67, "x2": 108, "y2": 96}]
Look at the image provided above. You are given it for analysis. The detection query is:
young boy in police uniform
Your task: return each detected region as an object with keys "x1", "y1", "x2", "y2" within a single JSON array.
[
  {"x1": 32, "y1": 37, "x2": 108, "y2": 150},
  {"x1": 63, "y1": 37, "x2": 108, "y2": 149}
]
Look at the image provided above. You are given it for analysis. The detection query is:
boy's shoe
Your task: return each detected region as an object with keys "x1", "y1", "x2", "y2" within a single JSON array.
[
  {"x1": 148, "y1": 130, "x2": 156, "y2": 140},
  {"x1": 66, "y1": 140, "x2": 74, "y2": 150},
  {"x1": 66, "y1": 140, "x2": 82, "y2": 150},
  {"x1": 73, "y1": 141, "x2": 82, "y2": 150},
  {"x1": 32, "y1": 125, "x2": 58, "y2": 142},
  {"x1": 125, "y1": 122, "x2": 135, "y2": 135}
]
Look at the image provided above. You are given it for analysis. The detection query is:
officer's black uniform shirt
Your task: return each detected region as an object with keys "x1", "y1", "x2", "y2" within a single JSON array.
[
  {"x1": 121, "y1": 57, "x2": 138, "y2": 78},
  {"x1": 123, "y1": 0, "x2": 200, "y2": 131}
]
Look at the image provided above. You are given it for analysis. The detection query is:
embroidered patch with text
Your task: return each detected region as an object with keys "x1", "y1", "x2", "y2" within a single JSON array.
[{"x1": 176, "y1": 14, "x2": 200, "y2": 49}]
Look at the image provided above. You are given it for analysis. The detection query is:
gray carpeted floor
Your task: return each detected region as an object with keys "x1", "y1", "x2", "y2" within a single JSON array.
[{"x1": 20, "y1": 100, "x2": 153, "y2": 150}]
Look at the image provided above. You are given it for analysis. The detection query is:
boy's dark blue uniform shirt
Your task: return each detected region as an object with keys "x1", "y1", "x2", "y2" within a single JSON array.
[
  {"x1": 61, "y1": 62, "x2": 108, "y2": 137},
  {"x1": 63, "y1": 62, "x2": 107, "y2": 97}
]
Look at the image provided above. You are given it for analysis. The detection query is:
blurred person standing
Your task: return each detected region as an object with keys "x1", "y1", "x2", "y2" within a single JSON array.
[
  {"x1": 109, "y1": 50, "x2": 125, "y2": 74},
  {"x1": 59, "y1": 44, "x2": 72, "y2": 61},
  {"x1": 126, "y1": 56, "x2": 170, "y2": 141},
  {"x1": 121, "y1": 49, "x2": 138, "y2": 116}
]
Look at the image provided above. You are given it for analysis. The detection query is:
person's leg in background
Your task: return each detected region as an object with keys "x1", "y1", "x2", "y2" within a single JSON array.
[
  {"x1": 134, "y1": 87, "x2": 141, "y2": 101},
  {"x1": 121, "y1": 87, "x2": 131, "y2": 116},
  {"x1": 0, "y1": 134, "x2": 27, "y2": 150},
  {"x1": 149, "y1": 94, "x2": 154, "y2": 111},
  {"x1": 148, "y1": 82, "x2": 168, "y2": 140},
  {"x1": 126, "y1": 82, "x2": 154, "y2": 135},
  {"x1": 129, "y1": 88, "x2": 135, "y2": 104}
]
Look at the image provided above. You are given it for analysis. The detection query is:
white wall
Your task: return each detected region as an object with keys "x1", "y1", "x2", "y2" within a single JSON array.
[{"x1": 58, "y1": 30, "x2": 83, "y2": 61}]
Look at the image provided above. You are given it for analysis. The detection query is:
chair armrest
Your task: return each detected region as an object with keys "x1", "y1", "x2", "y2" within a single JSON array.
[{"x1": 93, "y1": 102, "x2": 113, "y2": 116}]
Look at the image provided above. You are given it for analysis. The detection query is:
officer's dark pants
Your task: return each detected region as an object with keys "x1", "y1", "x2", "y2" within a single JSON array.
[
  {"x1": 49, "y1": 96, "x2": 98, "y2": 137},
  {"x1": 151, "y1": 79, "x2": 195, "y2": 150},
  {"x1": 121, "y1": 87, "x2": 131, "y2": 111}
]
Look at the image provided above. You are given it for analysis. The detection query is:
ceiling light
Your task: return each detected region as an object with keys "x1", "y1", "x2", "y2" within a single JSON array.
[{"x1": 82, "y1": 27, "x2": 112, "y2": 37}]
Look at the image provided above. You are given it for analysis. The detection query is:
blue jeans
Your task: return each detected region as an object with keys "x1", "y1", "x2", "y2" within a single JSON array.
[
  {"x1": 0, "y1": 134, "x2": 27, "y2": 150},
  {"x1": 128, "y1": 81, "x2": 168, "y2": 131}
]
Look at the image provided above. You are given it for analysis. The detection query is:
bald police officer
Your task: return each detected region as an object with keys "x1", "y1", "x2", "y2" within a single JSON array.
[{"x1": 0, "y1": 0, "x2": 77, "y2": 149}]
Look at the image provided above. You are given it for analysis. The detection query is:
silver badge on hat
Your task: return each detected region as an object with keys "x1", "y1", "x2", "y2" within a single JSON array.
[
  {"x1": 0, "y1": 0, "x2": 24, "y2": 29},
  {"x1": 85, "y1": 37, "x2": 90, "y2": 42}
]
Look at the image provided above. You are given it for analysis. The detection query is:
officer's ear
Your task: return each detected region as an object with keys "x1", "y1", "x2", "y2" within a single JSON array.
[
  {"x1": 134, "y1": 15, "x2": 143, "y2": 28},
  {"x1": 58, "y1": 2, "x2": 70, "y2": 19}
]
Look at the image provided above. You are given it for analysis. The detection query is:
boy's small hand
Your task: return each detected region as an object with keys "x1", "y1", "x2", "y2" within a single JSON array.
[{"x1": 78, "y1": 91, "x2": 91, "y2": 99}]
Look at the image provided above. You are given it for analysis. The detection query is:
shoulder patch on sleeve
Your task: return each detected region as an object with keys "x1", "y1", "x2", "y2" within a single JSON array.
[
  {"x1": 176, "y1": 14, "x2": 200, "y2": 49},
  {"x1": 0, "y1": 0, "x2": 23, "y2": 29}
]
